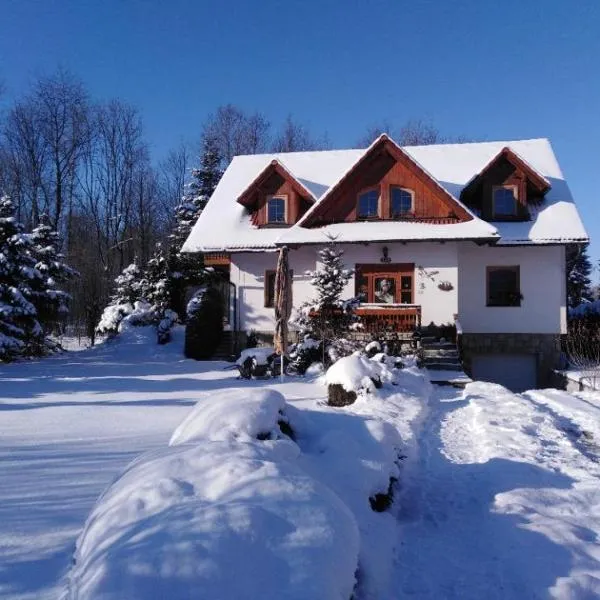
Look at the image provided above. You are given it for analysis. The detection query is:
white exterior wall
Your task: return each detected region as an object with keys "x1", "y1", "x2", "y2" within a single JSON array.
[
  {"x1": 336, "y1": 242, "x2": 459, "y2": 325},
  {"x1": 231, "y1": 242, "x2": 460, "y2": 332},
  {"x1": 230, "y1": 247, "x2": 316, "y2": 333},
  {"x1": 457, "y1": 243, "x2": 566, "y2": 334}
]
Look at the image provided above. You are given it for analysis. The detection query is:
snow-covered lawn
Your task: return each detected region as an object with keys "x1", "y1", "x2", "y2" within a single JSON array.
[{"x1": 1, "y1": 327, "x2": 600, "y2": 599}]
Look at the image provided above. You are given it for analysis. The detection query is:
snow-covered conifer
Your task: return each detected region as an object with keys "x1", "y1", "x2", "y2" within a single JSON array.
[
  {"x1": 567, "y1": 243, "x2": 593, "y2": 308},
  {"x1": 0, "y1": 196, "x2": 45, "y2": 359},
  {"x1": 170, "y1": 136, "x2": 222, "y2": 253},
  {"x1": 309, "y1": 242, "x2": 353, "y2": 308},
  {"x1": 30, "y1": 213, "x2": 77, "y2": 331}
]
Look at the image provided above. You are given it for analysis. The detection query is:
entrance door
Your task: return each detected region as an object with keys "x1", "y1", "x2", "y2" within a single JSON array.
[{"x1": 355, "y1": 263, "x2": 415, "y2": 304}]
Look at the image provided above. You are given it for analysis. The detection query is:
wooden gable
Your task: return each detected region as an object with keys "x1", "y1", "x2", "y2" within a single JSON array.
[
  {"x1": 460, "y1": 147, "x2": 551, "y2": 221},
  {"x1": 300, "y1": 135, "x2": 473, "y2": 227},
  {"x1": 237, "y1": 160, "x2": 314, "y2": 226}
]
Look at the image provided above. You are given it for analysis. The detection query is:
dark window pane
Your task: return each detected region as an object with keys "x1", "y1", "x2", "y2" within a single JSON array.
[
  {"x1": 268, "y1": 198, "x2": 285, "y2": 223},
  {"x1": 401, "y1": 276, "x2": 412, "y2": 290},
  {"x1": 391, "y1": 188, "x2": 413, "y2": 217},
  {"x1": 487, "y1": 267, "x2": 520, "y2": 306},
  {"x1": 358, "y1": 190, "x2": 379, "y2": 218},
  {"x1": 401, "y1": 292, "x2": 412, "y2": 304},
  {"x1": 493, "y1": 188, "x2": 517, "y2": 217},
  {"x1": 265, "y1": 271, "x2": 276, "y2": 307}
]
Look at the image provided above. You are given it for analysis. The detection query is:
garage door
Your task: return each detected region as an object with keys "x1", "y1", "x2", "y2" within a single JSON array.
[{"x1": 471, "y1": 354, "x2": 537, "y2": 392}]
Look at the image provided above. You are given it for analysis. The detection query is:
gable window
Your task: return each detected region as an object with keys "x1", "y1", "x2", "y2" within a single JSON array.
[
  {"x1": 492, "y1": 186, "x2": 518, "y2": 218},
  {"x1": 391, "y1": 187, "x2": 414, "y2": 218},
  {"x1": 487, "y1": 266, "x2": 521, "y2": 307},
  {"x1": 264, "y1": 269, "x2": 293, "y2": 308},
  {"x1": 357, "y1": 189, "x2": 380, "y2": 219},
  {"x1": 267, "y1": 196, "x2": 286, "y2": 224}
]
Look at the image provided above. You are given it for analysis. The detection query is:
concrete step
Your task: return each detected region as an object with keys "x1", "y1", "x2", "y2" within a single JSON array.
[
  {"x1": 421, "y1": 341, "x2": 456, "y2": 350},
  {"x1": 423, "y1": 362, "x2": 464, "y2": 371},
  {"x1": 422, "y1": 348, "x2": 459, "y2": 359}
]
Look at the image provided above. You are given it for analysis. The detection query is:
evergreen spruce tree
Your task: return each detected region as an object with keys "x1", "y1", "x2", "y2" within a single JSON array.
[
  {"x1": 96, "y1": 261, "x2": 149, "y2": 335},
  {"x1": 168, "y1": 135, "x2": 224, "y2": 314},
  {"x1": 110, "y1": 262, "x2": 147, "y2": 306},
  {"x1": 144, "y1": 243, "x2": 174, "y2": 315},
  {"x1": 170, "y1": 136, "x2": 223, "y2": 253},
  {"x1": 0, "y1": 196, "x2": 45, "y2": 359},
  {"x1": 310, "y1": 242, "x2": 353, "y2": 308},
  {"x1": 30, "y1": 213, "x2": 77, "y2": 333},
  {"x1": 566, "y1": 243, "x2": 593, "y2": 307},
  {"x1": 294, "y1": 241, "x2": 355, "y2": 366}
]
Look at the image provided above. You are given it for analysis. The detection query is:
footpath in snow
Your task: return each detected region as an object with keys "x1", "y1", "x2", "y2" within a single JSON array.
[{"x1": 393, "y1": 381, "x2": 600, "y2": 600}]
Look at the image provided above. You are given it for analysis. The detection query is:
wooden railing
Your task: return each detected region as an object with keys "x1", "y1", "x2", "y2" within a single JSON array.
[{"x1": 355, "y1": 304, "x2": 421, "y2": 334}]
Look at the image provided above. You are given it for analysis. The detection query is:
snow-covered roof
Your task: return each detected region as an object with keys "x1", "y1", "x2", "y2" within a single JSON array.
[{"x1": 182, "y1": 137, "x2": 588, "y2": 252}]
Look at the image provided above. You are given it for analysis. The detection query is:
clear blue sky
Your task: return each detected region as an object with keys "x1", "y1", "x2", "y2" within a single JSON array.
[{"x1": 1, "y1": 0, "x2": 599, "y2": 271}]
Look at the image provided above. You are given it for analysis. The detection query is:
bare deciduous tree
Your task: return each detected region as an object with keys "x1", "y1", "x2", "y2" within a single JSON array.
[
  {"x1": 356, "y1": 118, "x2": 470, "y2": 147},
  {"x1": 202, "y1": 104, "x2": 270, "y2": 168},
  {"x1": 157, "y1": 142, "x2": 191, "y2": 234},
  {"x1": 272, "y1": 115, "x2": 330, "y2": 153}
]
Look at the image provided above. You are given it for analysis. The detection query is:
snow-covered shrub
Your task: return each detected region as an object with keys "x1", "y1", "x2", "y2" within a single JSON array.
[
  {"x1": 170, "y1": 388, "x2": 289, "y2": 445},
  {"x1": 289, "y1": 335, "x2": 322, "y2": 375},
  {"x1": 325, "y1": 352, "x2": 403, "y2": 406},
  {"x1": 95, "y1": 303, "x2": 133, "y2": 335},
  {"x1": 184, "y1": 286, "x2": 223, "y2": 359},
  {"x1": 326, "y1": 353, "x2": 383, "y2": 395},
  {"x1": 365, "y1": 340, "x2": 382, "y2": 358},
  {"x1": 67, "y1": 389, "x2": 360, "y2": 600}
]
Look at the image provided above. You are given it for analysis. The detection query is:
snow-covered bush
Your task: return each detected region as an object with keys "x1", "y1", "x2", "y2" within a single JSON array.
[
  {"x1": 325, "y1": 352, "x2": 402, "y2": 406},
  {"x1": 170, "y1": 389, "x2": 289, "y2": 445},
  {"x1": 289, "y1": 335, "x2": 322, "y2": 374},
  {"x1": 184, "y1": 286, "x2": 223, "y2": 359},
  {"x1": 67, "y1": 389, "x2": 360, "y2": 600},
  {"x1": 96, "y1": 259, "x2": 180, "y2": 344}
]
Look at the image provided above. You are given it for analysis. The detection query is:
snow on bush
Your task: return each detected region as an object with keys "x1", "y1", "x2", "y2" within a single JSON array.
[
  {"x1": 325, "y1": 352, "x2": 401, "y2": 393},
  {"x1": 570, "y1": 298, "x2": 600, "y2": 318},
  {"x1": 169, "y1": 389, "x2": 288, "y2": 446},
  {"x1": 68, "y1": 441, "x2": 359, "y2": 600}
]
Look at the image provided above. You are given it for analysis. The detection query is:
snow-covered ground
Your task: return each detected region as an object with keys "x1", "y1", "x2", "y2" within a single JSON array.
[
  {"x1": 1, "y1": 327, "x2": 600, "y2": 599},
  {"x1": 394, "y1": 382, "x2": 600, "y2": 599}
]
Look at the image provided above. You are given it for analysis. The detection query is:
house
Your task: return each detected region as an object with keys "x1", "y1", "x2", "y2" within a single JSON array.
[{"x1": 182, "y1": 135, "x2": 588, "y2": 391}]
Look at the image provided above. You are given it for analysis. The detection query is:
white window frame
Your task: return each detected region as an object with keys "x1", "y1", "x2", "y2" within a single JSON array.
[{"x1": 266, "y1": 194, "x2": 287, "y2": 224}]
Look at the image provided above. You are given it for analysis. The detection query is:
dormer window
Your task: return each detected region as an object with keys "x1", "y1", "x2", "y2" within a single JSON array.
[
  {"x1": 357, "y1": 189, "x2": 380, "y2": 219},
  {"x1": 391, "y1": 187, "x2": 414, "y2": 218},
  {"x1": 492, "y1": 185, "x2": 518, "y2": 218},
  {"x1": 267, "y1": 195, "x2": 286, "y2": 224}
]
